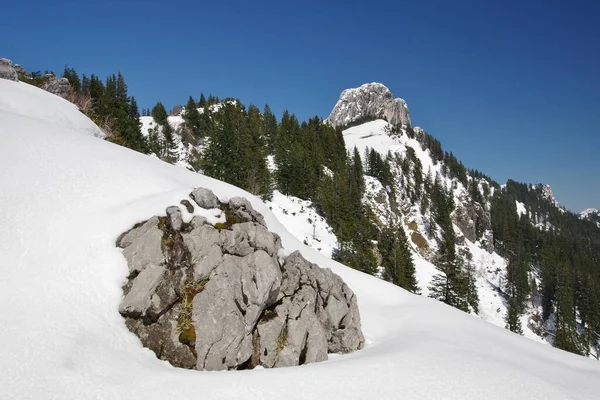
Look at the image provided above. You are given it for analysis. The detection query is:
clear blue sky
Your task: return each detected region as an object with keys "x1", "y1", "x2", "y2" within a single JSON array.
[{"x1": 2, "y1": 0, "x2": 599, "y2": 212}]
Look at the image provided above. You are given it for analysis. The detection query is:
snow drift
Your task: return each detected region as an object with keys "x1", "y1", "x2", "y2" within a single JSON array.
[{"x1": 0, "y1": 78, "x2": 598, "y2": 400}]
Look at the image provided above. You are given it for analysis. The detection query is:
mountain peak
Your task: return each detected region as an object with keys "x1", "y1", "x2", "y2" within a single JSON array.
[{"x1": 326, "y1": 82, "x2": 410, "y2": 128}]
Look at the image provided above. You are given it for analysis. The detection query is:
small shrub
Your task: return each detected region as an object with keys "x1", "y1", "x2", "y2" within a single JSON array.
[{"x1": 177, "y1": 278, "x2": 208, "y2": 345}]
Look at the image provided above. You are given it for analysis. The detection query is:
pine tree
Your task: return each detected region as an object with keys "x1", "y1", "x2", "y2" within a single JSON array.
[
  {"x1": 379, "y1": 226, "x2": 419, "y2": 293},
  {"x1": 262, "y1": 104, "x2": 278, "y2": 153},
  {"x1": 245, "y1": 104, "x2": 271, "y2": 199},
  {"x1": 198, "y1": 93, "x2": 207, "y2": 107},
  {"x1": 182, "y1": 95, "x2": 203, "y2": 142},
  {"x1": 151, "y1": 102, "x2": 176, "y2": 162},
  {"x1": 505, "y1": 295, "x2": 523, "y2": 334},
  {"x1": 62, "y1": 66, "x2": 81, "y2": 93}
]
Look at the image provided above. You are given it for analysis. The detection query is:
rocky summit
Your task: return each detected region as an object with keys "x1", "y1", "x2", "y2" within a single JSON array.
[
  {"x1": 117, "y1": 188, "x2": 364, "y2": 371},
  {"x1": 326, "y1": 82, "x2": 411, "y2": 128}
]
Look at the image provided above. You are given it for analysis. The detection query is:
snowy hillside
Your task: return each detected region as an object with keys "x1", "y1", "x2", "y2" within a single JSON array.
[
  {"x1": 1, "y1": 77, "x2": 599, "y2": 400},
  {"x1": 140, "y1": 114, "x2": 196, "y2": 169},
  {"x1": 341, "y1": 120, "x2": 548, "y2": 342}
]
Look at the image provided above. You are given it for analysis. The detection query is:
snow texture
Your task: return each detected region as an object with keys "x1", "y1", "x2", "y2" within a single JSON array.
[{"x1": 1, "y1": 79, "x2": 599, "y2": 400}]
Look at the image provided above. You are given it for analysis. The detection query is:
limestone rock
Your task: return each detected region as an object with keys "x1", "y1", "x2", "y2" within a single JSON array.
[
  {"x1": 326, "y1": 82, "x2": 410, "y2": 128},
  {"x1": 117, "y1": 188, "x2": 364, "y2": 371},
  {"x1": 119, "y1": 264, "x2": 166, "y2": 319},
  {"x1": 228, "y1": 197, "x2": 266, "y2": 226},
  {"x1": 190, "y1": 187, "x2": 219, "y2": 209},
  {"x1": 0, "y1": 58, "x2": 18, "y2": 81},
  {"x1": 121, "y1": 219, "x2": 164, "y2": 274},
  {"x1": 166, "y1": 206, "x2": 183, "y2": 231},
  {"x1": 182, "y1": 222, "x2": 223, "y2": 280}
]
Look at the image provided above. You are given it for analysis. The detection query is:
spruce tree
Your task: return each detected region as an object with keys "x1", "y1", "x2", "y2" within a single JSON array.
[
  {"x1": 379, "y1": 226, "x2": 419, "y2": 293},
  {"x1": 505, "y1": 295, "x2": 523, "y2": 334}
]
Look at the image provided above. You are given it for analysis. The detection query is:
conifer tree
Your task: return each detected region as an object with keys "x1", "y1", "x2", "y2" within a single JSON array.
[
  {"x1": 505, "y1": 295, "x2": 523, "y2": 334},
  {"x1": 182, "y1": 95, "x2": 203, "y2": 142},
  {"x1": 379, "y1": 226, "x2": 419, "y2": 293},
  {"x1": 151, "y1": 102, "x2": 176, "y2": 162},
  {"x1": 62, "y1": 66, "x2": 81, "y2": 93}
]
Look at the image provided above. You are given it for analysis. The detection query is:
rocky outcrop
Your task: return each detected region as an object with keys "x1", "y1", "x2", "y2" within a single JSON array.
[
  {"x1": 326, "y1": 82, "x2": 410, "y2": 128},
  {"x1": 0, "y1": 58, "x2": 18, "y2": 81},
  {"x1": 13, "y1": 64, "x2": 29, "y2": 79},
  {"x1": 117, "y1": 188, "x2": 364, "y2": 371},
  {"x1": 581, "y1": 208, "x2": 600, "y2": 228},
  {"x1": 452, "y1": 194, "x2": 493, "y2": 252},
  {"x1": 41, "y1": 75, "x2": 72, "y2": 99}
]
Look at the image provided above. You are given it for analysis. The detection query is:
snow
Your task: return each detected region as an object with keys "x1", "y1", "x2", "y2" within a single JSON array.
[
  {"x1": 1, "y1": 80, "x2": 599, "y2": 400},
  {"x1": 266, "y1": 190, "x2": 338, "y2": 258},
  {"x1": 0, "y1": 79, "x2": 104, "y2": 138},
  {"x1": 516, "y1": 200, "x2": 527, "y2": 218}
]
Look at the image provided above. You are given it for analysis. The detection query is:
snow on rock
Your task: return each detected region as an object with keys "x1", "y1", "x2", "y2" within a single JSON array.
[
  {"x1": 1, "y1": 79, "x2": 599, "y2": 400},
  {"x1": 580, "y1": 208, "x2": 600, "y2": 228},
  {"x1": 536, "y1": 183, "x2": 566, "y2": 213},
  {"x1": 0, "y1": 58, "x2": 18, "y2": 81},
  {"x1": 326, "y1": 83, "x2": 410, "y2": 128}
]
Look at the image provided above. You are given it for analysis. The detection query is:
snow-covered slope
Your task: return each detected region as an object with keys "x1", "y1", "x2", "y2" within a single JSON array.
[
  {"x1": 341, "y1": 119, "x2": 546, "y2": 342},
  {"x1": 0, "y1": 78, "x2": 104, "y2": 138},
  {"x1": 1, "y1": 79, "x2": 599, "y2": 400}
]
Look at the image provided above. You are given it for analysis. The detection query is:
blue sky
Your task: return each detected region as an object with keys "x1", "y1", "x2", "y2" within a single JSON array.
[{"x1": 2, "y1": 0, "x2": 599, "y2": 211}]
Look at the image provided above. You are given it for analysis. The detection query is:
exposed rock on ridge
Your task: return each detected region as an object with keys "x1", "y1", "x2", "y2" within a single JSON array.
[
  {"x1": 581, "y1": 208, "x2": 600, "y2": 228},
  {"x1": 117, "y1": 188, "x2": 364, "y2": 371},
  {"x1": 41, "y1": 75, "x2": 72, "y2": 99},
  {"x1": 326, "y1": 82, "x2": 410, "y2": 128},
  {"x1": 0, "y1": 58, "x2": 18, "y2": 82}
]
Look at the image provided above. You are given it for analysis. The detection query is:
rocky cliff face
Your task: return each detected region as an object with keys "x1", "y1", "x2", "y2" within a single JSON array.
[
  {"x1": 117, "y1": 188, "x2": 364, "y2": 371},
  {"x1": 326, "y1": 82, "x2": 411, "y2": 128},
  {"x1": 0, "y1": 58, "x2": 18, "y2": 81}
]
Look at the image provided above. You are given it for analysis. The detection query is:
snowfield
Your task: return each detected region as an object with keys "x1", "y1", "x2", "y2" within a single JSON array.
[{"x1": 0, "y1": 79, "x2": 599, "y2": 400}]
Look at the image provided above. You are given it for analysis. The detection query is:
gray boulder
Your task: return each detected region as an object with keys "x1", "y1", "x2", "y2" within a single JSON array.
[
  {"x1": 119, "y1": 263, "x2": 166, "y2": 319},
  {"x1": 121, "y1": 220, "x2": 164, "y2": 274},
  {"x1": 190, "y1": 187, "x2": 219, "y2": 209},
  {"x1": 229, "y1": 196, "x2": 266, "y2": 226},
  {"x1": 0, "y1": 58, "x2": 18, "y2": 81},
  {"x1": 166, "y1": 206, "x2": 183, "y2": 231},
  {"x1": 117, "y1": 187, "x2": 364, "y2": 371}
]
